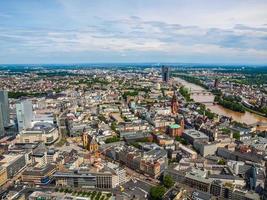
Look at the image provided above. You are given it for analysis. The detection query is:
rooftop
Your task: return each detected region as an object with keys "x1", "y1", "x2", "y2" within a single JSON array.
[{"x1": 169, "y1": 124, "x2": 181, "y2": 129}]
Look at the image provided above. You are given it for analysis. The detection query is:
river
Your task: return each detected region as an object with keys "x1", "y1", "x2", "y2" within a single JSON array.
[{"x1": 175, "y1": 78, "x2": 267, "y2": 131}]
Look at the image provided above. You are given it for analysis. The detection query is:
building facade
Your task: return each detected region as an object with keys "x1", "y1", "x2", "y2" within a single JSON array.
[
  {"x1": 0, "y1": 167, "x2": 7, "y2": 187},
  {"x1": 16, "y1": 99, "x2": 33, "y2": 132},
  {"x1": 0, "y1": 90, "x2": 9, "y2": 128},
  {"x1": 162, "y1": 66, "x2": 170, "y2": 82}
]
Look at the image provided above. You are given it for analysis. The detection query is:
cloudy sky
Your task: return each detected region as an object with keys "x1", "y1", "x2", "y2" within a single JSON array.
[{"x1": 0, "y1": 0, "x2": 267, "y2": 64}]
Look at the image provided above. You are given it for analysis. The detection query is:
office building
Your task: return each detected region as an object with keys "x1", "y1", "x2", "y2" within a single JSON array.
[
  {"x1": 214, "y1": 78, "x2": 219, "y2": 88},
  {"x1": 21, "y1": 164, "x2": 56, "y2": 185},
  {"x1": 185, "y1": 169, "x2": 211, "y2": 193},
  {"x1": 16, "y1": 99, "x2": 33, "y2": 132},
  {"x1": 0, "y1": 167, "x2": 7, "y2": 187},
  {"x1": 54, "y1": 170, "x2": 113, "y2": 189},
  {"x1": 0, "y1": 106, "x2": 4, "y2": 137},
  {"x1": 162, "y1": 66, "x2": 170, "y2": 82},
  {"x1": 0, "y1": 154, "x2": 26, "y2": 179},
  {"x1": 183, "y1": 129, "x2": 209, "y2": 145},
  {"x1": 0, "y1": 91, "x2": 9, "y2": 127}
]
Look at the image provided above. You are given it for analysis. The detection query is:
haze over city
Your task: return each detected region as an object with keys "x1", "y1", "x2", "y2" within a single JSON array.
[{"x1": 0, "y1": 0, "x2": 267, "y2": 64}]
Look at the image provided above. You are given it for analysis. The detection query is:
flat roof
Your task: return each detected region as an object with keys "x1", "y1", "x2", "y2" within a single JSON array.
[
  {"x1": 0, "y1": 154, "x2": 24, "y2": 167},
  {"x1": 184, "y1": 129, "x2": 209, "y2": 139}
]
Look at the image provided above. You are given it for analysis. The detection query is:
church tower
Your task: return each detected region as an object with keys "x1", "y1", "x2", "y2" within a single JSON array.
[{"x1": 171, "y1": 91, "x2": 179, "y2": 115}]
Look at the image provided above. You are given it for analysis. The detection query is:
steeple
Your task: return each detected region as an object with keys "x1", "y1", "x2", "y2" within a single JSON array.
[{"x1": 171, "y1": 90, "x2": 179, "y2": 115}]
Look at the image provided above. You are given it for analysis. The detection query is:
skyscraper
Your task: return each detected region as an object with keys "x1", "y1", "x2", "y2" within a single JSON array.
[
  {"x1": 0, "y1": 90, "x2": 10, "y2": 127},
  {"x1": 162, "y1": 66, "x2": 170, "y2": 82},
  {"x1": 214, "y1": 78, "x2": 219, "y2": 88},
  {"x1": 16, "y1": 99, "x2": 33, "y2": 132},
  {"x1": 247, "y1": 165, "x2": 257, "y2": 190},
  {"x1": 0, "y1": 105, "x2": 4, "y2": 137}
]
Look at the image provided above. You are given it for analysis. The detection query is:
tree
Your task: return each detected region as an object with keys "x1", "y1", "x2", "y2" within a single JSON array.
[
  {"x1": 105, "y1": 136, "x2": 120, "y2": 143},
  {"x1": 218, "y1": 159, "x2": 226, "y2": 165},
  {"x1": 111, "y1": 122, "x2": 117, "y2": 131},
  {"x1": 149, "y1": 186, "x2": 166, "y2": 200},
  {"x1": 91, "y1": 191, "x2": 97, "y2": 199},
  {"x1": 233, "y1": 132, "x2": 240, "y2": 140},
  {"x1": 163, "y1": 175, "x2": 175, "y2": 188}
]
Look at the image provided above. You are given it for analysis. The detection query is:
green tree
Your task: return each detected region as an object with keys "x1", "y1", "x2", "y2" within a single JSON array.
[
  {"x1": 111, "y1": 122, "x2": 117, "y2": 131},
  {"x1": 149, "y1": 186, "x2": 166, "y2": 200},
  {"x1": 91, "y1": 191, "x2": 97, "y2": 199},
  {"x1": 163, "y1": 175, "x2": 175, "y2": 188},
  {"x1": 218, "y1": 159, "x2": 226, "y2": 165},
  {"x1": 105, "y1": 136, "x2": 120, "y2": 143},
  {"x1": 233, "y1": 132, "x2": 240, "y2": 140}
]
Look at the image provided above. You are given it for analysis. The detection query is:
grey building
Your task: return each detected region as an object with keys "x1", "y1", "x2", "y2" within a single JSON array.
[
  {"x1": 0, "y1": 106, "x2": 4, "y2": 137},
  {"x1": 0, "y1": 90, "x2": 9, "y2": 128},
  {"x1": 162, "y1": 66, "x2": 170, "y2": 82},
  {"x1": 0, "y1": 154, "x2": 26, "y2": 179},
  {"x1": 53, "y1": 171, "x2": 114, "y2": 189},
  {"x1": 193, "y1": 141, "x2": 217, "y2": 157},
  {"x1": 191, "y1": 190, "x2": 212, "y2": 200},
  {"x1": 183, "y1": 129, "x2": 209, "y2": 145},
  {"x1": 16, "y1": 99, "x2": 33, "y2": 132}
]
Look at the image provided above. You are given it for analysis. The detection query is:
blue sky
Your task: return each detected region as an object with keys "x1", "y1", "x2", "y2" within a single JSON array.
[{"x1": 0, "y1": 0, "x2": 267, "y2": 64}]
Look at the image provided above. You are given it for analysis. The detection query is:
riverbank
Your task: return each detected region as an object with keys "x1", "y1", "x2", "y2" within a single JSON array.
[
  {"x1": 178, "y1": 84, "x2": 216, "y2": 120},
  {"x1": 243, "y1": 105, "x2": 267, "y2": 118},
  {"x1": 214, "y1": 95, "x2": 245, "y2": 113},
  {"x1": 175, "y1": 74, "x2": 267, "y2": 119},
  {"x1": 174, "y1": 77, "x2": 267, "y2": 130}
]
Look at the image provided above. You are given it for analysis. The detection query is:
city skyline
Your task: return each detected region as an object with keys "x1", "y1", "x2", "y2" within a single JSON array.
[{"x1": 0, "y1": 0, "x2": 267, "y2": 64}]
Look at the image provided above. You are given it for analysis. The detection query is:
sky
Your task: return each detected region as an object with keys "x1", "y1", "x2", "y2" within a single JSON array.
[{"x1": 0, "y1": 0, "x2": 267, "y2": 64}]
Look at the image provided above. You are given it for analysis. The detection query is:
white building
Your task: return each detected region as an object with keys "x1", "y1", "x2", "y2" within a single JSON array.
[
  {"x1": 16, "y1": 99, "x2": 33, "y2": 132},
  {"x1": 17, "y1": 122, "x2": 59, "y2": 144}
]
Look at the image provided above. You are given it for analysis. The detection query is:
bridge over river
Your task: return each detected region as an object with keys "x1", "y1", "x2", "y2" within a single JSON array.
[
  {"x1": 175, "y1": 77, "x2": 267, "y2": 131},
  {"x1": 189, "y1": 89, "x2": 213, "y2": 95}
]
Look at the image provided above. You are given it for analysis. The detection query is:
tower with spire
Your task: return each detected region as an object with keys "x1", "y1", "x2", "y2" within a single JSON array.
[{"x1": 171, "y1": 90, "x2": 179, "y2": 115}]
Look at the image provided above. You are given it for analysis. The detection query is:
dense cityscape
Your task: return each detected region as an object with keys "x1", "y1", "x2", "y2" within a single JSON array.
[
  {"x1": 0, "y1": 64, "x2": 266, "y2": 200},
  {"x1": 1, "y1": 0, "x2": 267, "y2": 199}
]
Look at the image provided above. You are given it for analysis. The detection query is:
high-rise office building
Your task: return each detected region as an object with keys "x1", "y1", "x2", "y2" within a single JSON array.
[
  {"x1": 162, "y1": 66, "x2": 170, "y2": 82},
  {"x1": 16, "y1": 99, "x2": 33, "y2": 132},
  {"x1": 0, "y1": 105, "x2": 4, "y2": 137},
  {"x1": 214, "y1": 78, "x2": 219, "y2": 88},
  {"x1": 0, "y1": 90, "x2": 10, "y2": 127}
]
